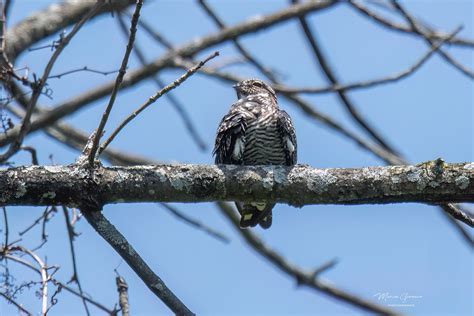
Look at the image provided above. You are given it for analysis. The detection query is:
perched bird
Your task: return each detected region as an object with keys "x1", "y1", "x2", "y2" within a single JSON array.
[{"x1": 213, "y1": 79, "x2": 297, "y2": 229}]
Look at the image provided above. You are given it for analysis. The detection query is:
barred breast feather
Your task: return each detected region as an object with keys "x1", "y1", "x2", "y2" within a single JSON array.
[{"x1": 214, "y1": 84, "x2": 297, "y2": 229}]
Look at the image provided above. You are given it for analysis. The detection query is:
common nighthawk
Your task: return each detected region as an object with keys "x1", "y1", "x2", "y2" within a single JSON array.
[{"x1": 213, "y1": 79, "x2": 297, "y2": 229}]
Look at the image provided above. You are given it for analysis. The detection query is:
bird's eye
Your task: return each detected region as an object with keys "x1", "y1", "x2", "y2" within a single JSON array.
[{"x1": 252, "y1": 82, "x2": 262, "y2": 88}]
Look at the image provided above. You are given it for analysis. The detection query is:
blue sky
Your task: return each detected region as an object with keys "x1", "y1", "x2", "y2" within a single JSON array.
[{"x1": 2, "y1": 0, "x2": 473, "y2": 315}]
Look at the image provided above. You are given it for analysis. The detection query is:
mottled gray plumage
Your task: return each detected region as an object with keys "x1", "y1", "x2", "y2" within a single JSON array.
[{"x1": 213, "y1": 79, "x2": 297, "y2": 229}]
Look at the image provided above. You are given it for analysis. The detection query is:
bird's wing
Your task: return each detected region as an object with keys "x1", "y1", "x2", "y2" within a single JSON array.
[
  {"x1": 213, "y1": 102, "x2": 254, "y2": 164},
  {"x1": 277, "y1": 109, "x2": 297, "y2": 165}
]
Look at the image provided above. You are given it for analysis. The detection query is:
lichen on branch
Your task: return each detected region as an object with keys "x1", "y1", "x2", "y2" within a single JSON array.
[{"x1": 1, "y1": 161, "x2": 473, "y2": 208}]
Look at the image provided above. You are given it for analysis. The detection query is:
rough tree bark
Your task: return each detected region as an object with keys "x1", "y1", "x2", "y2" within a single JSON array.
[{"x1": 1, "y1": 161, "x2": 472, "y2": 208}]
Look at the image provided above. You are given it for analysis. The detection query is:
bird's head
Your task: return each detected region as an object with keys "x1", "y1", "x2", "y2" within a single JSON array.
[{"x1": 233, "y1": 79, "x2": 277, "y2": 101}]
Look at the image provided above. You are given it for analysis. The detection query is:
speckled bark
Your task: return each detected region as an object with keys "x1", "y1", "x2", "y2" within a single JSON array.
[{"x1": 1, "y1": 161, "x2": 473, "y2": 207}]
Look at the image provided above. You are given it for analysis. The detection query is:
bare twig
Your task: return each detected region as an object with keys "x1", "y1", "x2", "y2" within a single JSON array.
[
  {"x1": 390, "y1": 0, "x2": 474, "y2": 79},
  {"x1": 48, "y1": 66, "x2": 120, "y2": 79},
  {"x1": 18, "y1": 246, "x2": 49, "y2": 316},
  {"x1": 0, "y1": 291, "x2": 33, "y2": 316},
  {"x1": 81, "y1": 209, "x2": 194, "y2": 315},
  {"x1": 310, "y1": 258, "x2": 339, "y2": 279},
  {"x1": 198, "y1": 0, "x2": 280, "y2": 82},
  {"x1": 18, "y1": 206, "x2": 55, "y2": 237},
  {"x1": 159, "y1": 203, "x2": 230, "y2": 244},
  {"x1": 439, "y1": 207, "x2": 474, "y2": 248},
  {"x1": 20, "y1": 146, "x2": 38, "y2": 165},
  {"x1": 348, "y1": 0, "x2": 474, "y2": 48},
  {"x1": 292, "y1": 0, "x2": 399, "y2": 155},
  {"x1": 439, "y1": 203, "x2": 474, "y2": 229},
  {"x1": 116, "y1": 12, "x2": 208, "y2": 151},
  {"x1": 0, "y1": 1, "x2": 105, "y2": 163},
  {"x1": 0, "y1": 0, "x2": 7, "y2": 62},
  {"x1": 217, "y1": 202, "x2": 399, "y2": 315},
  {"x1": 88, "y1": 0, "x2": 143, "y2": 165},
  {"x1": 2, "y1": 0, "x2": 11, "y2": 21},
  {"x1": 1, "y1": 206, "x2": 8, "y2": 256},
  {"x1": 4, "y1": 98, "x2": 156, "y2": 166},
  {"x1": 275, "y1": 26, "x2": 463, "y2": 94},
  {"x1": 116, "y1": 275, "x2": 130, "y2": 316},
  {"x1": 52, "y1": 279, "x2": 116, "y2": 315},
  {"x1": 62, "y1": 206, "x2": 90, "y2": 316},
  {"x1": 98, "y1": 51, "x2": 219, "y2": 153}
]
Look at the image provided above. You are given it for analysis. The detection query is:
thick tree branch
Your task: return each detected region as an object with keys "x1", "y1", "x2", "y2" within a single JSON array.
[{"x1": 1, "y1": 162, "x2": 473, "y2": 217}]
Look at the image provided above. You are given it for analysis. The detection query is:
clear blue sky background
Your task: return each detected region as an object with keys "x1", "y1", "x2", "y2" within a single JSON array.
[{"x1": 2, "y1": 0, "x2": 473, "y2": 315}]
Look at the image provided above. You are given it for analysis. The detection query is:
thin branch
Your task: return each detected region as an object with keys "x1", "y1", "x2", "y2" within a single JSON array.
[
  {"x1": 439, "y1": 206, "x2": 473, "y2": 248},
  {"x1": 4, "y1": 97, "x2": 156, "y2": 166},
  {"x1": 348, "y1": 0, "x2": 474, "y2": 48},
  {"x1": 310, "y1": 258, "x2": 339, "y2": 279},
  {"x1": 116, "y1": 13, "x2": 208, "y2": 151},
  {"x1": 5, "y1": 0, "x2": 135, "y2": 60},
  {"x1": 159, "y1": 203, "x2": 230, "y2": 244},
  {"x1": 276, "y1": 26, "x2": 462, "y2": 94},
  {"x1": 99, "y1": 51, "x2": 219, "y2": 154},
  {"x1": 0, "y1": 0, "x2": 7, "y2": 62},
  {"x1": 16, "y1": 246, "x2": 49, "y2": 316},
  {"x1": 48, "y1": 66, "x2": 120, "y2": 79},
  {"x1": 3, "y1": 0, "x2": 11, "y2": 21},
  {"x1": 88, "y1": 0, "x2": 143, "y2": 165},
  {"x1": 19, "y1": 146, "x2": 38, "y2": 165},
  {"x1": 1, "y1": 206, "x2": 8, "y2": 256},
  {"x1": 217, "y1": 202, "x2": 399, "y2": 315},
  {"x1": 51, "y1": 279, "x2": 115, "y2": 315},
  {"x1": 390, "y1": 0, "x2": 474, "y2": 79},
  {"x1": 115, "y1": 275, "x2": 130, "y2": 316},
  {"x1": 292, "y1": 0, "x2": 399, "y2": 155},
  {"x1": 62, "y1": 206, "x2": 90, "y2": 316},
  {"x1": 0, "y1": 291, "x2": 33, "y2": 316},
  {"x1": 0, "y1": 1, "x2": 105, "y2": 163},
  {"x1": 18, "y1": 206, "x2": 55, "y2": 237},
  {"x1": 81, "y1": 209, "x2": 194, "y2": 315},
  {"x1": 198, "y1": 0, "x2": 280, "y2": 82},
  {"x1": 439, "y1": 203, "x2": 474, "y2": 230}
]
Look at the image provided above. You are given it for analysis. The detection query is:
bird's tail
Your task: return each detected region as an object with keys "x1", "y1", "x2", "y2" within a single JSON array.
[{"x1": 236, "y1": 202, "x2": 274, "y2": 229}]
